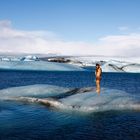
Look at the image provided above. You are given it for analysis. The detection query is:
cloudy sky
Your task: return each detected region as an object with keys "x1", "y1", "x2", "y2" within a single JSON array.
[{"x1": 0, "y1": 0, "x2": 140, "y2": 56}]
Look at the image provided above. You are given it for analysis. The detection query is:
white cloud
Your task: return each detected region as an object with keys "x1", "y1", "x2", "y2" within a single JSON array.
[
  {"x1": 0, "y1": 20, "x2": 140, "y2": 57},
  {"x1": 0, "y1": 20, "x2": 11, "y2": 28},
  {"x1": 99, "y1": 34, "x2": 140, "y2": 56}
]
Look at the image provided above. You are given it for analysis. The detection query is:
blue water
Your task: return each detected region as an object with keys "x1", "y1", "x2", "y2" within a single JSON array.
[{"x1": 0, "y1": 70, "x2": 140, "y2": 140}]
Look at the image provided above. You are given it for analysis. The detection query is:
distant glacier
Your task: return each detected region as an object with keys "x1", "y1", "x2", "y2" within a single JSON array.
[
  {"x1": 47, "y1": 56, "x2": 140, "y2": 73},
  {"x1": 0, "y1": 55, "x2": 84, "y2": 71},
  {"x1": 0, "y1": 55, "x2": 140, "y2": 72}
]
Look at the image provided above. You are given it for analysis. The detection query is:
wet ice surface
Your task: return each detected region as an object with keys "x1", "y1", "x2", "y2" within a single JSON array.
[{"x1": 0, "y1": 84, "x2": 139, "y2": 113}]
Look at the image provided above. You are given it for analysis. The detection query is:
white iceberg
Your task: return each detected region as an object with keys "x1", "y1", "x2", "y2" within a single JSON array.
[{"x1": 20, "y1": 55, "x2": 39, "y2": 61}]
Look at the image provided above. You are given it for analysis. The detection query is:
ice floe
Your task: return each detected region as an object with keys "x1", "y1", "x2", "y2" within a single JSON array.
[{"x1": 0, "y1": 84, "x2": 139, "y2": 113}]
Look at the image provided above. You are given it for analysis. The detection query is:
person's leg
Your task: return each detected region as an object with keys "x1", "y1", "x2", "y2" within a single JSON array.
[{"x1": 96, "y1": 80, "x2": 100, "y2": 94}]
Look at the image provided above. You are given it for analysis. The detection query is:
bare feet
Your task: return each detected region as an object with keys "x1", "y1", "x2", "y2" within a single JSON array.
[{"x1": 96, "y1": 90, "x2": 100, "y2": 94}]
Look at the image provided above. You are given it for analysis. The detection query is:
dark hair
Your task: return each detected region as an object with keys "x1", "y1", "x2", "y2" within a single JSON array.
[{"x1": 96, "y1": 63, "x2": 100, "y2": 66}]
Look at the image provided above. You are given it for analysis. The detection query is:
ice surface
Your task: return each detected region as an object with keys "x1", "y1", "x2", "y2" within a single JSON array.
[
  {"x1": 0, "y1": 84, "x2": 71, "y2": 98},
  {"x1": 0, "y1": 55, "x2": 39, "y2": 61},
  {"x1": 0, "y1": 55, "x2": 140, "y2": 72},
  {"x1": 0, "y1": 84, "x2": 139, "y2": 113},
  {"x1": 0, "y1": 61, "x2": 84, "y2": 71},
  {"x1": 67, "y1": 56, "x2": 140, "y2": 73},
  {"x1": 101, "y1": 60, "x2": 140, "y2": 72},
  {"x1": 0, "y1": 55, "x2": 84, "y2": 71},
  {"x1": 60, "y1": 88, "x2": 140, "y2": 112}
]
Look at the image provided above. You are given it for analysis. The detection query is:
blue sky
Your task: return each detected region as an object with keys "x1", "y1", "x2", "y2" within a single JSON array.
[{"x1": 0, "y1": 0, "x2": 140, "y2": 56}]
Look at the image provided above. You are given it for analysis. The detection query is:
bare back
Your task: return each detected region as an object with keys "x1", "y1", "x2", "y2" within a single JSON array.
[{"x1": 96, "y1": 67, "x2": 102, "y2": 80}]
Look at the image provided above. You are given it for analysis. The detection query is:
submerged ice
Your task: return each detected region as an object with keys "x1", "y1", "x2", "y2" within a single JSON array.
[{"x1": 0, "y1": 84, "x2": 139, "y2": 113}]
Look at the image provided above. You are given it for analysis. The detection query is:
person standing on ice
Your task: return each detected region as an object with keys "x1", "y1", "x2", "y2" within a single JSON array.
[{"x1": 95, "y1": 63, "x2": 102, "y2": 94}]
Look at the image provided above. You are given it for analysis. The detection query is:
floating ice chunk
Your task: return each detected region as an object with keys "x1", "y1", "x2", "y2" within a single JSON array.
[
  {"x1": 20, "y1": 55, "x2": 39, "y2": 61},
  {"x1": 0, "y1": 85, "x2": 139, "y2": 113}
]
